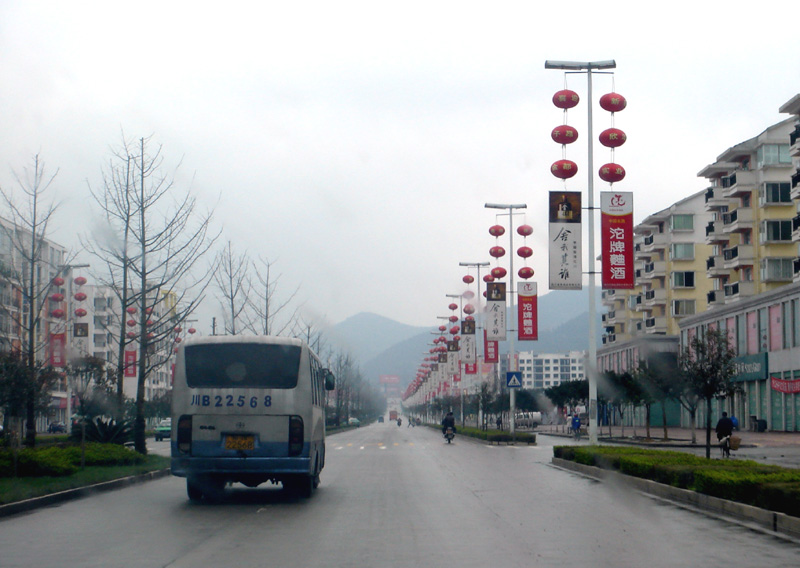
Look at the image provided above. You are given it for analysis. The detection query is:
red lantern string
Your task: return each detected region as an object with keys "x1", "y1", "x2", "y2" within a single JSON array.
[
  {"x1": 598, "y1": 77, "x2": 626, "y2": 185},
  {"x1": 551, "y1": 79, "x2": 579, "y2": 185}
]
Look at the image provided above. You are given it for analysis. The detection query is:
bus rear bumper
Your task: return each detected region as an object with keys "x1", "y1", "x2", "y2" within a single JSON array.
[{"x1": 171, "y1": 456, "x2": 311, "y2": 479}]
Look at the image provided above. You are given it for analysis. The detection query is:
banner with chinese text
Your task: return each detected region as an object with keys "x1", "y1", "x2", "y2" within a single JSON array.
[
  {"x1": 548, "y1": 191, "x2": 582, "y2": 290},
  {"x1": 601, "y1": 191, "x2": 634, "y2": 289},
  {"x1": 461, "y1": 319, "x2": 476, "y2": 364},
  {"x1": 124, "y1": 350, "x2": 137, "y2": 377},
  {"x1": 486, "y1": 282, "x2": 507, "y2": 340},
  {"x1": 49, "y1": 333, "x2": 66, "y2": 367},
  {"x1": 517, "y1": 281, "x2": 538, "y2": 341},
  {"x1": 483, "y1": 329, "x2": 498, "y2": 363}
]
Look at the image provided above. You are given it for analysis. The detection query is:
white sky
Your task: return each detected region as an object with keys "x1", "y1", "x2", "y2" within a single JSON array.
[{"x1": 1, "y1": 1, "x2": 799, "y2": 331}]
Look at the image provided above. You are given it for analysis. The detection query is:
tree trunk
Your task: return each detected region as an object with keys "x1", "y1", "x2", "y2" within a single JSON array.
[
  {"x1": 645, "y1": 404, "x2": 651, "y2": 441},
  {"x1": 705, "y1": 397, "x2": 713, "y2": 459},
  {"x1": 661, "y1": 402, "x2": 669, "y2": 441},
  {"x1": 689, "y1": 409, "x2": 697, "y2": 444}
]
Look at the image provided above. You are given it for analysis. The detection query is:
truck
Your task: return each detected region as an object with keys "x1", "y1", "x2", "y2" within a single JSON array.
[{"x1": 389, "y1": 410, "x2": 398, "y2": 422}]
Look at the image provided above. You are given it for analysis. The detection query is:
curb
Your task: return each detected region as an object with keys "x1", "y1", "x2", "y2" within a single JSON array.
[
  {"x1": 551, "y1": 457, "x2": 800, "y2": 540},
  {"x1": 0, "y1": 468, "x2": 171, "y2": 519}
]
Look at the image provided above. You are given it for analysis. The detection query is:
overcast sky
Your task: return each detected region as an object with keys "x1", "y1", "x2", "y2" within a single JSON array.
[{"x1": 2, "y1": 1, "x2": 798, "y2": 332}]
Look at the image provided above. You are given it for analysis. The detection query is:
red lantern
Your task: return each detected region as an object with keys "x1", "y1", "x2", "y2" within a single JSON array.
[
  {"x1": 127, "y1": 319, "x2": 136, "y2": 327},
  {"x1": 599, "y1": 163, "x2": 626, "y2": 183},
  {"x1": 551, "y1": 159, "x2": 578, "y2": 179},
  {"x1": 145, "y1": 307, "x2": 153, "y2": 314},
  {"x1": 174, "y1": 326, "x2": 182, "y2": 333},
  {"x1": 74, "y1": 292, "x2": 87, "y2": 302},
  {"x1": 491, "y1": 266, "x2": 507, "y2": 279},
  {"x1": 50, "y1": 293, "x2": 64, "y2": 302},
  {"x1": 127, "y1": 331, "x2": 136, "y2": 339},
  {"x1": 465, "y1": 315, "x2": 475, "y2": 321},
  {"x1": 489, "y1": 246, "x2": 506, "y2": 258},
  {"x1": 450, "y1": 326, "x2": 459, "y2": 334},
  {"x1": 551, "y1": 124, "x2": 578, "y2": 144},
  {"x1": 74, "y1": 276, "x2": 87, "y2": 286},
  {"x1": 175, "y1": 337, "x2": 182, "y2": 343},
  {"x1": 518, "y1": 267, "x2": 535, "y2": 279},
  {"x1": 462, "y1": 290, "x2": 475, "y2": 299},
  {"x1": 188, "y1": 328, "x2": 196, "y2": 334},
  {"x1": 147, "y1": 332, "x2": 155, "y2": 339},
  {"x1": 483, "y1": 274, "x2": 494, "y2": 283},
  {"x1": 449, "y1": 316, "x2": 458, "y2": 323},
  {"x1": 51, "y1": 309, "x2": 65, "y2": 319},
  {"x1": 489, "y1": 224, "x2": 505, "y2": 237},
  {"x1": 462, "y1": 275, "x2": 474, "y2": 284},
  {"x1": 126, "y1": 307, "x2": 137, "y2": 314},
  {"x1": 52, "y1": 277, "x2": 65, "y2": 287},
  {"x1": 553, "y1": 89, "x2": 579, "y2": 109},
  {"x1": 453, "y1": 335, "x2": 460, "y2": 341},
  {"x1": 463, "y1": 304, "x2": 475, "y2": 314},
  {"x1": 74, "y1": 308, "x2": 87, "y2": 317},
  {"x1": 599, "y1": 127, "x2": 626, "y2": 148},
  {"x1": 174, "y1": 347, "x2": 179, "y2": 353},
  {"x1": 517, "y1": 224, "x2": 533, "y2": 237},
  {"x1": 146, "y1": 319, "x2": 154, "y2": 326},
  {"x1": 599, "y1": 92, "x2": 626, "y2": 113},
  {"x1": 448, "y1": 303, "x2": 458, "y2": 311},
  {"x1": 439, "y1": 325, "x2": 447, "y2": 332},
  {"x1": 517, "y1": 246, "x2": 533, "y2": 259}
]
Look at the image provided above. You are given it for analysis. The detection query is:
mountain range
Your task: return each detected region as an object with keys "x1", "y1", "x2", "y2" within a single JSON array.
[{"x1": 326, "y1": 289, "x2": 604, "y2": 386}]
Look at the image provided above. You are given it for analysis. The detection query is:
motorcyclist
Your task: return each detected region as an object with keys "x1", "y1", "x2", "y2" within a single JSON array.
[{"x1": 441, "y1": 411, "x2": 456, "y2": 436}]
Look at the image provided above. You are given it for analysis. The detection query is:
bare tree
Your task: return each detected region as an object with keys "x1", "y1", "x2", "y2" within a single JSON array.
[
  {"x1": 246, "y1": 256, "x2": 300, "y2": 336},
  {"x1": 211, "y1": 241, "x2": 252, "y2": 335}
]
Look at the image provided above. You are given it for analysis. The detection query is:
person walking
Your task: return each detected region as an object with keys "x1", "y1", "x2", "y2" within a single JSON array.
[{"x1": 716, "y1": 411, "x2": 734, "y2": 458}]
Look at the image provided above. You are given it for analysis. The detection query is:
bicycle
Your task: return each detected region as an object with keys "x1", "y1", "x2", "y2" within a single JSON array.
[{"x1": 719, "y1": 435, "x2": 731, "y2": 458}]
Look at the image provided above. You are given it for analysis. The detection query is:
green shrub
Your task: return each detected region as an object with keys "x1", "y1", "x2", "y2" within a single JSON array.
[
  {"x1": 71, "y1": 418, "x2": 133, "y2": 445},
  {"x1": 757, "y1": 482, "x2": 800, "y2": 517},
  {"x1": 618, "y1": 455, "x2": 656, "y2": 479},
  {"x1": 2, "y1": 448, "x2": 78, "y2": 477}
]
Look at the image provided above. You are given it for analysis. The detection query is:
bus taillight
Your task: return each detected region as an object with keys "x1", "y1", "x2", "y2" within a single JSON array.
[
  {"x1": 288, "y1": 416, "x2": 304, "y2": 456},
  {"x1": 177, "y1": 415, "x2": 192, "y2": 454}
]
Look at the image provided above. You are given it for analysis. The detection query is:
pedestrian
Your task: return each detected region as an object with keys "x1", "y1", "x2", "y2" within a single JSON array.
[
  {"x1": 571, "y1": 414, "x2": 581, "y2": 439},
  {"x1": 715, "y1": 411, "x2": 734, "y2": 458},
  {"x1": 496, "y1": 416, "x2": 502, "y2": 431}
]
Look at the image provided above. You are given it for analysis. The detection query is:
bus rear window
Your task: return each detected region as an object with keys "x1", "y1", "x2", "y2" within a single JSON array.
[{"x1": 185, "y1": 343, "x2": 301, "y2": 389}]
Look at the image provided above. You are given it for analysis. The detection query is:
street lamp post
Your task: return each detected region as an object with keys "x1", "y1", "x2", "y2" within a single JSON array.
[
  {"x1": 446, "y1": 293, "x2": 464, "y2": 425},
  {"x1": 485, "y1": 202, "x2": 526, "y2": 438},
  {"x1": 545, "y1": 59, "x2": 616, "y2": 444}
]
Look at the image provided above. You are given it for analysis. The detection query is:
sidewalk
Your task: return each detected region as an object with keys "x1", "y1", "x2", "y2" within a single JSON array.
[{"x1": 537, "y1": 424, "x2": 800, "y2": 469}]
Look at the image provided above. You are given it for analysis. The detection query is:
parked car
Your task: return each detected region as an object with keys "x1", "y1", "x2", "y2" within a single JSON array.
[
  {"x1": 348, "y1": 417, "x2": 360, "y2": 427},
  {"x1": 47, "y1": 422, "x2": 67, "y2": 434},
  {"x1": 154, "y1": 418, "x2": 172, "y2": 441}
]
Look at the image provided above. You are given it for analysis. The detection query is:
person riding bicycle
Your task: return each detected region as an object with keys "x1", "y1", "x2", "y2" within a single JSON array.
[
  {"x1": 716, "y1": 411, "x2": 734, "y2": 457},
  {"x1": 441, "y1": 411, "x2": 455, "y2": 436}
]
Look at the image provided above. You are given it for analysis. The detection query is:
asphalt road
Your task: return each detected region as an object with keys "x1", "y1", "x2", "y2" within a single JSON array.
[{"x1": 1, "y1": 423, "x2": 799, "y2": 567}]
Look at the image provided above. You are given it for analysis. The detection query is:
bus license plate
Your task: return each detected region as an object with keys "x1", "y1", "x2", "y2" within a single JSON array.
[{"x1": 225, "y1": 435, "x2": 254, "y2": 451}]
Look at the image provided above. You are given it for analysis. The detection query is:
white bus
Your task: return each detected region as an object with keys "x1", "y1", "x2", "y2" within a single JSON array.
[{"x1": 171, "y1": 335, "x2": 334, "y2": 501}]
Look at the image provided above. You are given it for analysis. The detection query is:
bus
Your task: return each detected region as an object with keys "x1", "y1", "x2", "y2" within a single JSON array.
[{"x1": 171, "y1": 335, "x2": 334, "y2": 501}]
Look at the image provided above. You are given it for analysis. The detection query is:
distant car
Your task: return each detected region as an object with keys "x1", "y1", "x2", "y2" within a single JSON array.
[
  {"x1": 348, "y1": 417, "x2": 360, "y2": 427},
  {"x1": 47, "y1": 422, "x2": 66, "y2": 434},
  {"x1": 377, "y1": 416, "x2": 384, "y2": 423},
  {"x1": 154, "y1": 418, "x2": 172, "y2": 441}
]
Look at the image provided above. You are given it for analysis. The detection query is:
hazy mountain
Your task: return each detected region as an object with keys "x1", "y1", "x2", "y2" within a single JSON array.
[{"x1": 325, "y1": 312, "x2": 427, "y2": 363}]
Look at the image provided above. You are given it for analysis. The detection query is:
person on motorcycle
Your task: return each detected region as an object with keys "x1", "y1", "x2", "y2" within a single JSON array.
[{"x1": 441, "y1": 411, "x2": 455, "y2": 436}]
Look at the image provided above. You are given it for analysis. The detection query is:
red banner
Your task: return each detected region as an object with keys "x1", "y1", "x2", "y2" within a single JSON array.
[
  {"x1": 601, "y1": 191, "x2": 634, "y2": 289},
  {"x1": 771, "y1": 376, "x2": 800, "y2": 394},
  {"x1": 517, "y1": 282, "x2": 538, "y2": 341},
  {"x1": 50, "y1": 333, "x2": 66, "y2": 367},
  {"x1": 124, "y1": 350, "x2": 137, "y2": 377},
  {"x1": 465, "y1": 363, "x2": 477, "y2": 375},
  {"x1": 483, "y1": 329, "x2": 498, "y2": 363}
]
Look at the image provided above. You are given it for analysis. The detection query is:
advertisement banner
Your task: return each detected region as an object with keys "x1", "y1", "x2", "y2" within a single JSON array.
[
  {"x1": 379, "y1": 375, "x2": 400, "y2": 384},
  {"x1": 124, "y1": 350, "x2": 137, "y2": 377},
  {"x1": 601, "y1": 191, "x2": 635, "y2": 289},
  {"x1": 771, "y1": 376, "x2": 800, "y2": 394},
  {"x1": 465, "y1": 363, "x2": 477, "y2": 375},
  {"x1": 548, "y1": 191, "x2": 582, "y2": 290},
  {"x1": 486, "y1": 282, "x2": 507, "y2": 340},
  {"x1": 517, "y1": 281, "x2": 538, "y2": 341},
  {"x1": 483, "y1": 329, "x2": 498, "y2": 363},
  {"x1": 461, "y1": 319, "x2": 476, "y2": 364},
  {"x1": 50, "y1": 333, "x2": 66, "y2": 367}
]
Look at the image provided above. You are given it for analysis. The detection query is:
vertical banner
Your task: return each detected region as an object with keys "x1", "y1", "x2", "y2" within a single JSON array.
[
  {"x1": 446, "y1": 340, "x2": 459, "y2": 376},
  {"x1": 483, "y1": 329, "x2": 498, "y2": 363},
  {"x1": 486, "y1": 282, "x2": 507, "y2": 340},
  {"x1": 465, "y1": 363, "x2": 477, "y2": 375},
  {"x1": 50, "y1": 333, "x2": 66, "y2": 367},
  {"x1": 124, "y1": 350, "x2": 137, "y2": 377},
  {"x1": 461, "y1": 319, "x2": 476, "y2": 364},
  {"x1": 548, "y1": 191, "x2": 582, "y2": 290},
  {"x1": 601, "y1": 191, "x2": 635, "y2": 289},
  {"x1": 517, "y1": 281, "x2": 538, "y2": 341}
]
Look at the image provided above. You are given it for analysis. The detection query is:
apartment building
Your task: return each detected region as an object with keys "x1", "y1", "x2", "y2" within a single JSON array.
[{"x1": 517, "y1": 350, "x2": 586, "y2": 389}]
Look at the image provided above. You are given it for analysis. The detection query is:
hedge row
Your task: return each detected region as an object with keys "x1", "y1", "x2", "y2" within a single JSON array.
[
  {"x1": 427, "y1": 424, "x2": 536, "y2": 444},
  {"x1": 554, "y1": 445, "x2": 800, "y2": 518},
  {"x1": 0, "y1": 443, "x2": 146, "y2": 478}
]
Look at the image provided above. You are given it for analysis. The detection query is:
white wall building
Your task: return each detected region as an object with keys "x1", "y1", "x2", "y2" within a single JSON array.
[{"x1": 517, "y1": 350, "x2": 586, "y2": 389}]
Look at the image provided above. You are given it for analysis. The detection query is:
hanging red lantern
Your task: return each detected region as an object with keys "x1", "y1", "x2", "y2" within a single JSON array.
[
  {"x1": 127, "y1": 319, "x2": 136, "y2": 327},
  {"x1": 553, "y1": 89, "x2": 579, "y2": 109},
  {"x1": 599, "y1": 92, "x2": 627, "y2": 112},
  {"x1": 145, "y1": 307, "x2": 153, "y2": 314},
  {"x1": 146, "y1": 319, "x2": 154, "y2": 326},
  {"x1": 74, "y1": 276, "x2": 87, "y2": 286},
  {"x1": 517, "y1": 224, "x2": 533, "y2": 237},
  {"x1": 489, "y1": 246, "x2": 506, "y2": 258},
  {"x1": 127, "y1": 331, "x2": 136, "y2": 339},
  {"x1": 551, "y1": 159, "x2": 578, "y2": 179},
  {"x1": 449, "y1": 316, "x2": 458, "y2": 323},
  {"x1": 450, "y1": 326, "x2": 459, "y2": 334},
  {"x1": 175, "y1": 337, "x2": 182, "y2": 343},
  {"x1": 174, "y1": 326, "x2": 182, "y2": 333},
  {"x1": 491, "y1": 266, "x2": 507, "y2": 279},
  {"x1": 518, "y1": 267, "x2": 535, "y2": 279},
  {"x1": 74, "y1": 308, "x2": 87, "y2": 317},
  {"x1": 448, "y1": 303, "x2": 458, "y2": 311},
  {"x1": 465, "y1": 315, "x2": 475, "y2": 321},
  {"x1": 483, "y1": 274, "x2": 494, "y2": 283},
  {"x1": 174, "y1": 347, "x2": 179, "y2": 353},
  {"x1": 126, "y1": 307, "x2": 137, "y2": 314},
  {"x1": 51, "y1": 309, "x2": 65, "y2": 319},
  {"x1": 453, "y1": 335, "x2": 461, "y2": 341},
  {"x1": 517, "y1": 246, "x2": 533, "y2": 259},
  {"x1": 147, "y1": 332, "x2": 155, "y2": 339},
  {"x1": 462, "y1": 290, "x2": 475, "y2": 299},
  {"x1": 462, "y1": 275, "x2": 474, "y2": 284},
  {"x1": 463, "y1": 304, "x2": 475, "y2": 314},
  {"x1": 551, "y1": 124, "x2": 578, "y2": 144},
  {"x1": 599, "y1": 127, "x2": 627, "y2": 148},
  {"x1": 439, "y1": 325, "x2": 447, "y2": 332},
  {"x1": 188, "y1": 328, "x2": 196, "y2": 334},
  {"x1": 52, "y1": 276, "x2": 65, "y2": 287},
  {"x1": 74, "y1": 292, "x2": 87, "y2": 302},
  {"x1": 489, "y1": 224, "x2": 505, "y2": 237},
  {"x1": 599, "y1": 163, "x2": 626, "y2": 183},
  {"x1": 50, "y1": 293, "x2": 64, "y2": 302}
]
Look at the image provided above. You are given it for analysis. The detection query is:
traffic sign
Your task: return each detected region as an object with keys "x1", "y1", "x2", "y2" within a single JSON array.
[{"x1": 506, "y1": 371, "x2": 522, "y2": 388}]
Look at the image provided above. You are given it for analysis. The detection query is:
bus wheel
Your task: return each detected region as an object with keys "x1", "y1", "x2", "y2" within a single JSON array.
[
  {"x1": 285, "y1": 475, "x2": 313, "y2": 498},
  {"x1": 187, "y1": 478, "x2": 204, "y2": 502}
]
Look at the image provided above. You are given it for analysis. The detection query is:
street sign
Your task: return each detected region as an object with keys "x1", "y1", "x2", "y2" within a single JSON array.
[{"x1": 506, "y1": 371, "x2": 522, "y2": 388}]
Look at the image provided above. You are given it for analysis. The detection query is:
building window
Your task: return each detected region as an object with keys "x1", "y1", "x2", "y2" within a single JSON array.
[
  {"x1": 760, "y1": 182, "x2": 791, "y2": 205},
  {"x1": 760, "y1": 258, "x2": 793, "y2": 282},
  {"x1": 756, "y1": 144, "x2": 791, "y2": 168},
  {"x1": 760, "y1": 220, "x2": 792, "y2": 243},
  {"x1": 672, "y1": 300, "x2": 696, "y2": 316},
  {"x1": 670, "y1": 243, "x2": 694, "y2": 260},
  {"x1": 670, "y1": 214, "x2": 693, "y2": 231},
  {"x1": 672, "y1": 271, "x2": 695, "y2": 288}
]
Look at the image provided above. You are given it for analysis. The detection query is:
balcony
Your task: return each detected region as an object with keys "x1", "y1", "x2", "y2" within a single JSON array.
[
  {"x1": 602, "y1": 334, "x2": 616, "y2": 345},
  {"x1": 706, "y1": 255, "x2": 728, "y2": 278},
  {"x1": 644, "y1": 316, "x2": 667, "y2": 334},
  {"x1": 642, "y1": 232, "x2": 668, "y2": 253},
  {"x1": 704, "y1": 186, "x2": 729, "y2": 210},
  {"x1": 795, "y1": 258, "x2": 800, "y2": 283},
  {"x1": 721, "y1": 207, "x2": 754, "y2": 233},
  {"x1": 635, "y1": 268, "x2": 644, "y2": 286},
  {"x1": 642, "y1": 260, "x2": 666, "y2": 279},
  {"x1": 791, "y1": 125, "x2": 800, "y2": 157},
  {"x1": 793, "y1": 213, "x2": 800, "y2": 243},
  {"x1": 705, "y1": 220, "x2": 727, "y2": 244},
  {"x1": 722, "y1": 169, "x2": 756, "y2": 198},
  {"x1": 630, "y1": 294, "x2": 644, "y2": 312},
  {"x1": 723, "y1": 280, "x2": 756, "y2": 302},
  {"x1": 634, "y1": 242, "x2": 652, "y2": 260},
  {"x1": 791, "y1": 170, "x2": 800, "y2": 200},
  {"x1": 707, "y1": 290, "x2": 725, "y2": 307},
  {"x1": 722, "y1": 244, "x2": 754, "y2": 270},
  {"x1": 643, "y1": 287, "x2": 666, "y2": 307}
]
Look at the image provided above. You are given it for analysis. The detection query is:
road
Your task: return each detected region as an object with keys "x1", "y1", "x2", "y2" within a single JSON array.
[{"x1": 1, "y1": 423, "x2": 799, "y2": 567}]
